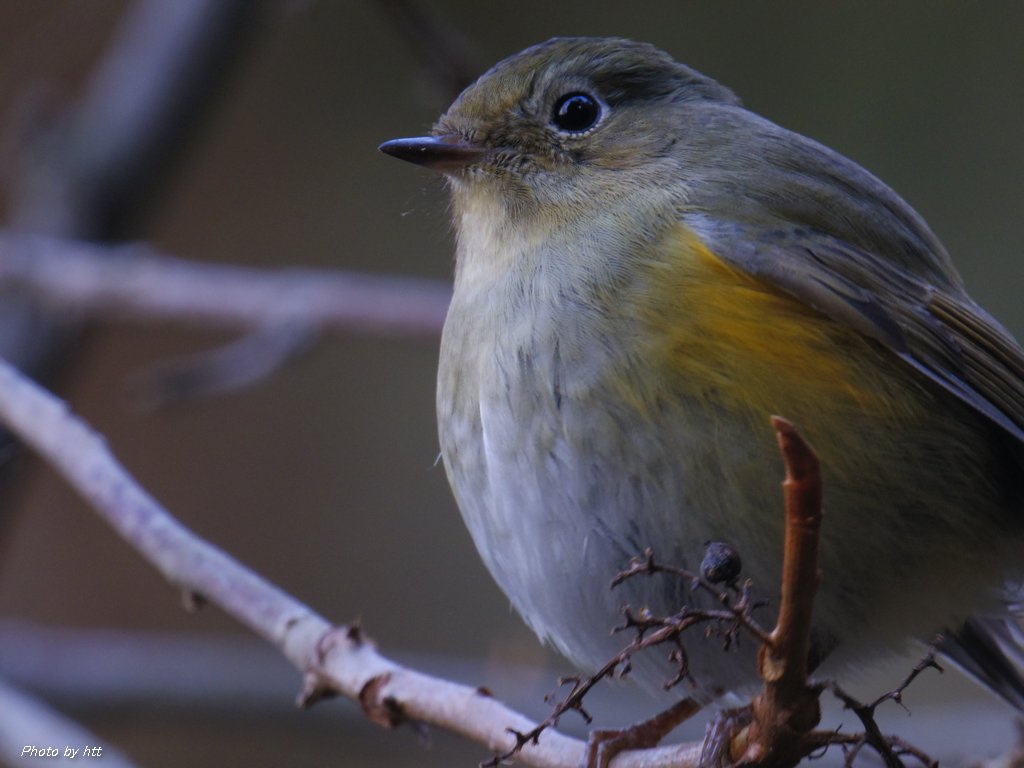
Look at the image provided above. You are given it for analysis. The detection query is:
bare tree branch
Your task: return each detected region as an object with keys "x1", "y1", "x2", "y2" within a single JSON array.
[
  {"x1": 0, "y1": 232, "x2": 450, "y2": 339},
  {"x1": 0, "y1": 356, "x2": 705, "y2": 768}
]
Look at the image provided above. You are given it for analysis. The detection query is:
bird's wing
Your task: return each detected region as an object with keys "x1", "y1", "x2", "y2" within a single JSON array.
[{"x1": 688, "y1": 215, "x2": 1024, "y2": 444}]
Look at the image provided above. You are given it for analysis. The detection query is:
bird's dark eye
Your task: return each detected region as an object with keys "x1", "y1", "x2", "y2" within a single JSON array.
[{"x1": 551, "y1": 92, "x2": 602, "y2": 134}]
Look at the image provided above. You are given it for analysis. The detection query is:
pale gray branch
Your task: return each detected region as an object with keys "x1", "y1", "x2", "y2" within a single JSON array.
[
  {"x1": 0, "y1": 357, "x2": 702, "y2": 768},
  {"x1": 0, "y1": 231, "x2": 450, "y2": 338},
  {"x1": 0, "y1": 677, "x2": 138, "y2": 768}
]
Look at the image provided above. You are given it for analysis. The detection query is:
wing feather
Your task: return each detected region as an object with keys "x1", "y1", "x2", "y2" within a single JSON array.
[{"x1": 687, "y1": 214, "x2": 1024, "y2": 443}]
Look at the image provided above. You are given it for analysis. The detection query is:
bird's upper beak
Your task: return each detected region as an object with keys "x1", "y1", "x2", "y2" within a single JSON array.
[{"x1": 378, "y1": 134, "x2": 489, "y2": 173}]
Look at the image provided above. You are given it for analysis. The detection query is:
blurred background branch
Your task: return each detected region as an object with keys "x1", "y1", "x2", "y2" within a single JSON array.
[
  {"x1": 0, "y1": 231, "x2": 450, "y2": 404},
  {"x1": 7, "y1": 0, "x2": 264, "y2": 238},
  {"x1": 0, "y1": 0, "x2": 265, "y2": 378},
  {"x1": 0, "y1": 677, "x2": 137, "y2": 768},
  {"x1": 0, "y1": 232, "x2": 449, "y2": 338},
  {"x1": 0, "y1": 0, "x2": 267, "y2": 536}
]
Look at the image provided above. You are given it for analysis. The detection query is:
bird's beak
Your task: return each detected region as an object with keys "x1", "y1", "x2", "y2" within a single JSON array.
[{"x1": 378, "y1": 134, "x2": 489, "y2": 173}]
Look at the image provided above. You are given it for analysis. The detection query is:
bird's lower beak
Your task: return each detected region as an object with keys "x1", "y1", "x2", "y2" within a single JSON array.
[{"x1": 378, "y1": 134, "x2": 489, "y2": 172}]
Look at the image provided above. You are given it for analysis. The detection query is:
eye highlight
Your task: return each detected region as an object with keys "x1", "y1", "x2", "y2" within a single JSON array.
[{"x1": 551, "y1": 92, "x2": 602, "y2": 134}]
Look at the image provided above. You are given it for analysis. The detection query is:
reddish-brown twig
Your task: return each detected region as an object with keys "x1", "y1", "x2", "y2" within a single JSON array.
[{"x1": 734, "y1": 416, "x2": 826, "y2": 764}]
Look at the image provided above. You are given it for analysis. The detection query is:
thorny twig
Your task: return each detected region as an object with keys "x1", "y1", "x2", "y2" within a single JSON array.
[
  {"x1": 829, "y1": 652, "x2": 943, "y2": 768},
  {"x1": 612, "y1": 548, "x2": 774, "y2": 647},
  {"x1": 482, "y1": 546, "x2": 772, "y2": 766}
]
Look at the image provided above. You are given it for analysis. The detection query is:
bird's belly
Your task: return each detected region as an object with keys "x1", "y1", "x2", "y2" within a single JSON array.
[
  {"x1": 437, "y1": 232, "x2": 1018, "y2": 697},
  {"x1": 442, "y1": 355, "x2": 754, "y2": 694},
  {"x1": 437, "y1": 292, "x2": 795, "y2": 693}
]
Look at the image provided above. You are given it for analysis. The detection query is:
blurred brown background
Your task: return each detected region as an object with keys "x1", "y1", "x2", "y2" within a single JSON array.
[{"x1": 0, "y1": 2, "x2": 1022, "y2": 766}]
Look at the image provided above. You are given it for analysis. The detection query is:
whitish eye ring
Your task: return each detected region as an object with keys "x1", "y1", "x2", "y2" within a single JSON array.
[{"x1": 551, "y1": 92, "x2": 604, "y2": 135}]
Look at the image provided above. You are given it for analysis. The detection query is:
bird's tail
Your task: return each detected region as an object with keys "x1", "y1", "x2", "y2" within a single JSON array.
[{"x1": 940, "y1": 615, "x2": 1024, "y2": 711}]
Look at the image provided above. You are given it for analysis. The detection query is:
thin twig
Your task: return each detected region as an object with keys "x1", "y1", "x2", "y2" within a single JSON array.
[
  {"x1": 612, "y1": 548, "x2": 774, "y2": 646},
  {"x1": 829, "y1": 653, "x2": 943, "y2": 768},
  {"x1": 762, "y1": 415, "x2": 823, "y2": 693},
  {"x1": 488, "y1": 522, "x2": 787, "y2": 765},
  {"x1": 708, "y1": 416, "x2": 826, "y2": 766},
  {"x1": 125, "y1": 321, "x2": 318, "y2": 409}
]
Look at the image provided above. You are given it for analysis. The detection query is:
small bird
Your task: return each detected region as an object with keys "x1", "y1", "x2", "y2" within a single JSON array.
[{"x1": 381, "y1": 37, "x2": 1024, "y2": 712}]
